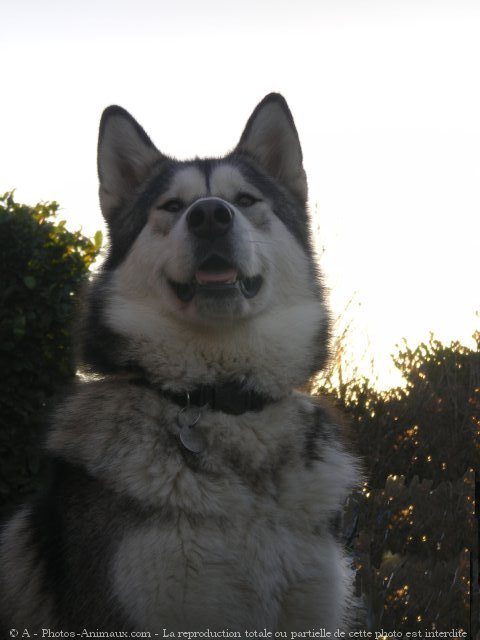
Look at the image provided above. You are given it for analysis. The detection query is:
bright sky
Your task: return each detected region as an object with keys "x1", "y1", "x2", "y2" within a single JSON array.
[{"x1": 1, "y1": 0, "x2": 479, "y2": 389}]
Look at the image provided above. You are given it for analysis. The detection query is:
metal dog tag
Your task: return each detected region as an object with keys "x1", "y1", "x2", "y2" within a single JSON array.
[
  {"x1": 179, "y1": 425, "x2": 206, "y2": 454},
  {"x1": 177, "y1": 406, "x2": 206, "y2": 454}
]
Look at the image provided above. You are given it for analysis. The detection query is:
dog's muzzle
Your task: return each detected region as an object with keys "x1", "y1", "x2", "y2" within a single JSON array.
[{"x1": 168, "y1": 197, "x2": 263, "y2": 303}]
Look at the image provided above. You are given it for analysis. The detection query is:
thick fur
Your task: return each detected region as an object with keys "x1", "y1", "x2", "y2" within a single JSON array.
[{"x1": 0, "y1": 94, "x2": 360, "y2": 633}]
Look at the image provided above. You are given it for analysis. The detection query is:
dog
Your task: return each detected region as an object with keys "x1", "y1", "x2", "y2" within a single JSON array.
[{"x1": 0, "y1": 93, "x2": 360, "y2": 634}]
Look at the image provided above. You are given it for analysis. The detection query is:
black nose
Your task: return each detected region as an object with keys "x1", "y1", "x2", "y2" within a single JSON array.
[{"x1": 187, "y1": 198, "x2": 234, "y2": 240}]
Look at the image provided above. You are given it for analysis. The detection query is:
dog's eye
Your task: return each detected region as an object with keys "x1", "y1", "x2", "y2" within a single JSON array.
[
  {"x1": 236, "y1": 193, "x2": 258, "y2": 208},
  {"x1": 159, "y1": 199, "x2": 184, "y2": 213}
]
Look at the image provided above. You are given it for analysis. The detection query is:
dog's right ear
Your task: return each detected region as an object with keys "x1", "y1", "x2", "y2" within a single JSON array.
[{"x1": 97, "y1": 106, "x2": 162, "y2": 219}]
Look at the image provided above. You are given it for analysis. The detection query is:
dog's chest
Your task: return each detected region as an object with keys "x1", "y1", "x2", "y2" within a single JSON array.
[
  {"x1": 104, "y1": 400, "x2": 329, "y2": 630},
  {"x1": 112, "y1": 494, "x2": 307, "y2": 631},
  {"x1": 109, "y1": 414, "x2": 320, "y2": 632}
]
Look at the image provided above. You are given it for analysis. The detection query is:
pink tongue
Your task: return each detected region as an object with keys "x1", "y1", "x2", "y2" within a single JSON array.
[{"x1": 195, "y1": 268, "x2": 237, "y2": 285}]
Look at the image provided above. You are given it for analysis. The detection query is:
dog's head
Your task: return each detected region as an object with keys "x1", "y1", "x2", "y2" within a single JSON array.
[{"x1": 83, "y1": 94, "x2": 329, "y2": 393}]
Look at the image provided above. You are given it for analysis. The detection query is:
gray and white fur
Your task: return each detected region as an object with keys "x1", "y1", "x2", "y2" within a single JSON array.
[{"x1": 0, "y1": 94, "x2": 360, "y2": 634}]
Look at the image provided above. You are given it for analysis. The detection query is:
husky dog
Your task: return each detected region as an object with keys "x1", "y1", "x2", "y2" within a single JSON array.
[{"x1": 0, "y1": 94, "x2": 359, "y2": 633}]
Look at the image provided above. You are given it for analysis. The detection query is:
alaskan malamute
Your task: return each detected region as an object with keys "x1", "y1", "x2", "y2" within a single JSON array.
[{"x1": 0, "y1": 94, "x2": 360, "y2": 633}]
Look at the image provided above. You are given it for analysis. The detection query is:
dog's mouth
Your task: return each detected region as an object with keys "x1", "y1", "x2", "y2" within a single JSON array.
[{"x1": 168, "y1": 255, "x2": 263, "y2": 303}]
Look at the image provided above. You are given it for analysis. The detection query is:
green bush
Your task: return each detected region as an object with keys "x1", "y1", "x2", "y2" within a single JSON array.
[
  {"x1": 316, "y1": 333, "x2": 480, "y2": 632},
  {"x1": 0, "y1": 192, "x2": 101, "y2": 516},
  {"x1": 350, "y1": 335, "x2": 480, "y2": 488}
]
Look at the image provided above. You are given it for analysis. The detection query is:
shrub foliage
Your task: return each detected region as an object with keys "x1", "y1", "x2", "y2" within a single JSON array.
[
  {"x1": 315, "y1": 334, "x2": 480, "y2": 633},
  {"x1": 0, "y1": 192, "x2": 101, "y2": 516}
]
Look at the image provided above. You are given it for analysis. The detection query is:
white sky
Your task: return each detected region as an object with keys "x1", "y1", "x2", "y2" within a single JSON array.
[{"x1": 1, "y1": 0, "x2": 479, "y2": 388}]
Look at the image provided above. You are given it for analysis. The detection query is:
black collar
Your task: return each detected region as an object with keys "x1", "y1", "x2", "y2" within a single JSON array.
[{"x1": 132, "y1": 378, "x2": 274, "y2": 415}]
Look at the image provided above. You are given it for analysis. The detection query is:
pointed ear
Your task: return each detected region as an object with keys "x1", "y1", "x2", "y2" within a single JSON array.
[
  {"x1": 234, "y1": 93, "x2": 307, "y2": 203},
  {"x1": 97, "y1": 106, "x2": 162, "y2": 219}
]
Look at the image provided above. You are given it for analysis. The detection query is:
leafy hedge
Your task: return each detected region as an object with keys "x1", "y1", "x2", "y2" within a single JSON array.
[
  {"x1": 0, "y1": 192, "x2": 101, "y2": 516},
  {"x1": 315, "y1": 334, "x2": 480, "y2": 632}
]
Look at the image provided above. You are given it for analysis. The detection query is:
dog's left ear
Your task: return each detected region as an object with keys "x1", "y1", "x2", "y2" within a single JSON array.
[{"x1": 234, "y1": 93, "x2": 307, "y2": 203}]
